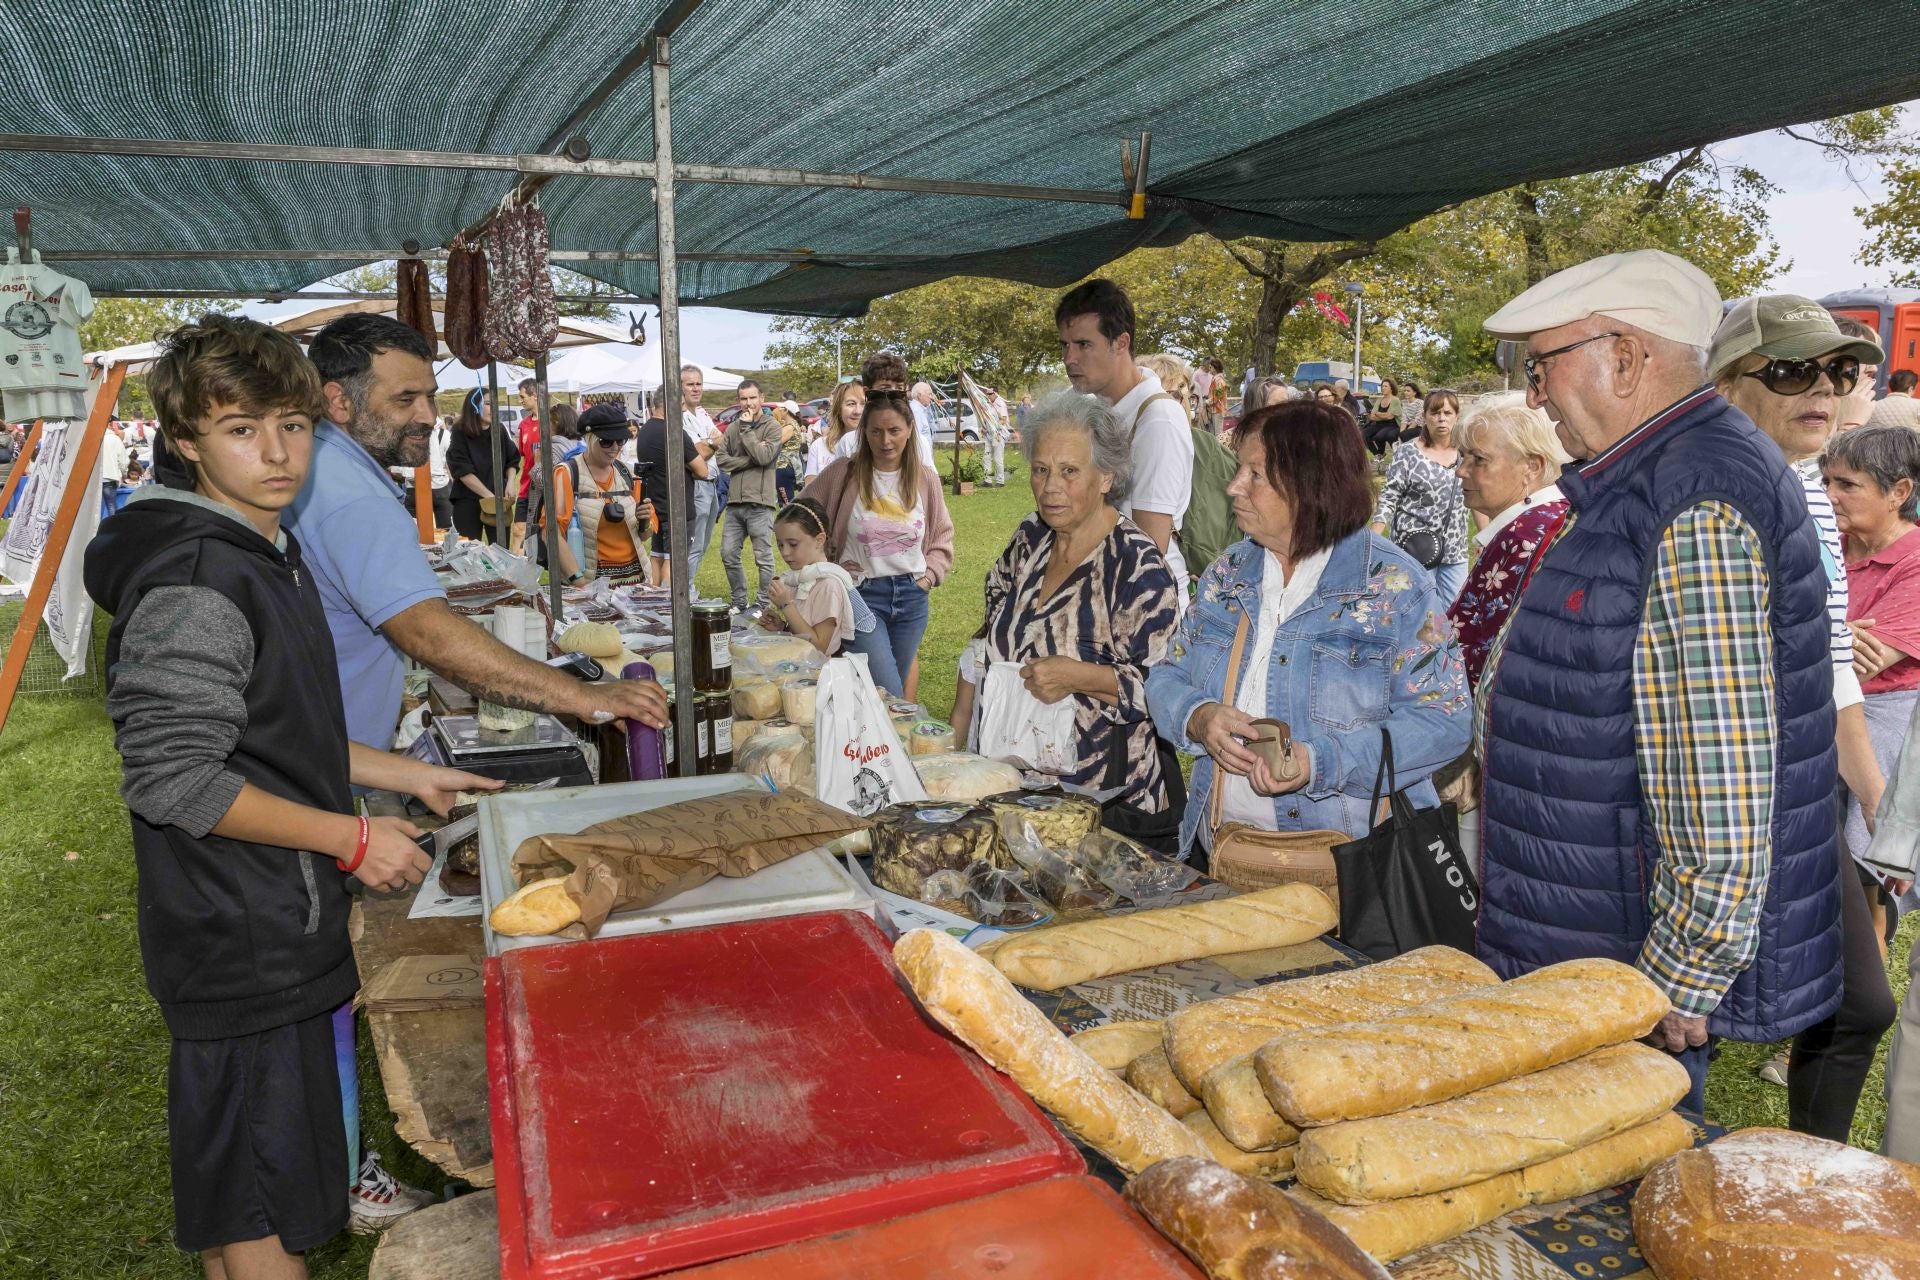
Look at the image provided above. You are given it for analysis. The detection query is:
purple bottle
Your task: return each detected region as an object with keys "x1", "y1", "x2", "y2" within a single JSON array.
[{"x1": 620, "y1": 661, "x2": 669, "y2": 781}]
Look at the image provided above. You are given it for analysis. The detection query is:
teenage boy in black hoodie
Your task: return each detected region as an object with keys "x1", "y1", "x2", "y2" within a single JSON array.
[{"x1": 85, "y1": 316, "x2": 496, "y2": 1279}]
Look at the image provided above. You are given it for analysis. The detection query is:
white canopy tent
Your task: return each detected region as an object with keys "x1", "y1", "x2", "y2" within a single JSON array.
[{"x1": 542, "y1": 344, "x2": 744, "y2": 397}]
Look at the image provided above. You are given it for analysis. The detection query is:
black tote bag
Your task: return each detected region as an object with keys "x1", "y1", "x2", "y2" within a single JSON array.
[{"x1": 1329, "y1": 728, "x2": 1480, "y2": 960}]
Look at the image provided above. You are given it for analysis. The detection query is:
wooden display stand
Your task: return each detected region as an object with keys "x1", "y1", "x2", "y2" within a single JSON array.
[{"x1": 0, "y1": 363, "x2": 127, "y2": 734}]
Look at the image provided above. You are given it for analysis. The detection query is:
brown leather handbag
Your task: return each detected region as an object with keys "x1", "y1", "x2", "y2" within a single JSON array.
[{"x1": 1204, "y1": 607, "x2": 1350, "y2": 907}]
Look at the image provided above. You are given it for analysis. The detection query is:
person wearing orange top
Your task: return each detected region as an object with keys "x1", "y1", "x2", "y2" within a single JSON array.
[{"x1": 551, "y1": 403, "x2": 655, "y2": 586}]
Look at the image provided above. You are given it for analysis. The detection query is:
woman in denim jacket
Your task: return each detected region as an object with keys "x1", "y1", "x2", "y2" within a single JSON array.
[{"x1": 1147, "y1": 401, "x2": 1474, "y2": 860}]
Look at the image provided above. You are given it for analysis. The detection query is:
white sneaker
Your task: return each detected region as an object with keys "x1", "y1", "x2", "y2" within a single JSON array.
[{"x1": 347, "y1": 1151, "x2": 435, "y2": 1235}]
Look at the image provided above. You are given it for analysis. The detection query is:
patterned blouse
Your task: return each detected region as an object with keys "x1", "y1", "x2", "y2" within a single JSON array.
[
  {"x1": 1377, "y1": 440, "x2": 1470, "y2": 567},
  {"x1": 983, "y1": 513, "x2": 1180, "y2": 811},
  {"x1": 1447, "y1": 499, "x2": 1569, "y2": 691}
]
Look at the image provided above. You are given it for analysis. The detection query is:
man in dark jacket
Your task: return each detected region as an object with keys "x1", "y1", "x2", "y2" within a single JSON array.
[
  {"x1": 1474, "y1": 250, "x2": 1842, "y2": 1116},
  {"x1": 716, "y1": 378, "x2": 790, "y2": 611},
  {"x1": 85, "y1": 316, "x2": 488, "y2": 1274}
]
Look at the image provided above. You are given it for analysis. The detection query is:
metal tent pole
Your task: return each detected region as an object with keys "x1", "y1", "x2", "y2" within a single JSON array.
[
  {"x1": 488, "y1": 361, "x2": 508, "y2": 546},
  {"x1": 653, "y1": 36, "x2": 697, "y2": 772},
  {"x1": 533, "y1": 356, "x2": 563, "y2": 620},
  {"x1": 952, "y1": 370, "x2": 962, "y2": 496}
]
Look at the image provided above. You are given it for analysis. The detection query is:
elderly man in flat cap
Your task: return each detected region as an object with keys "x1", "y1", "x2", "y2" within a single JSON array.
[{"x1": 1474, "y1": 249, "x2": 1841, "y2": 1116}]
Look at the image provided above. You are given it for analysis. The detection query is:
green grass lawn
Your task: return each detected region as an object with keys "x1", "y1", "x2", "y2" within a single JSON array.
[{"x1": 1, "y1": 455, "x2": 1912, "y2": 1276}]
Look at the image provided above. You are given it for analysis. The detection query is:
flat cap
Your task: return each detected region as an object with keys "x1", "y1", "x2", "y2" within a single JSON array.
[{"x1": 1483, "y1": 249, "x2": 1722, "y2": 348}]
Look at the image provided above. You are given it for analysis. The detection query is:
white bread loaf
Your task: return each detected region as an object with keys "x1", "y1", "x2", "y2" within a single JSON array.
[
  {"x1": 892, "y1": 928, "x2": 1207, "y2": 1175},
  {"x1": 1199, "y1": 1057, "x2": 1301, "y2": 1153},
  {"x1": 1294, "y1": 1043, "x2": 1691, "y2": 1203},
  {"x1": 990, "y1": 883, "x2": 1337, "y2": 992},
  {"x1": 1255, "y1": 958, "x2": 1669, "y2": 1126},
  {"x1": 1126, "y1": 1156, "x2": 1391, "y2": 1280},
  {"x1": 1163, "y1": 946, "x2": 1499, "y2": 1091},
  {"x1": 1180, "y1": 1111, "x2": 1295, "y2": 1182},
  {"x1": 1632, "y1": 1126, "x2": 1920, "y2": 1280},
  {"x1": 1070, "y1": 1020, "x2": 1163, "y2": 1073},
  {"x1": 1127, "y1": 1047, "x2": 1202, "y2": 1118},
  {"x1": 1294, "y1": 1111, "x2": 1692, "y2": 1262}
]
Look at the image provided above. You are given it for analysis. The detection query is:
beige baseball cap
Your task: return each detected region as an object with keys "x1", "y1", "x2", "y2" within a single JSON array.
[
  {"x1": 1708, "y1": 294, "x2": 1884, "y2": 375},
  {"x1": 1483, "y1": 249, "x2": 1723, "y2": 348}
]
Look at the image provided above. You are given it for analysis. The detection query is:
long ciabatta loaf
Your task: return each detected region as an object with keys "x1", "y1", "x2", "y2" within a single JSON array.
[
  {"x1": 1294, "y1": 1043, "x2": 1691, "y2": 1203},
  {"x1": 1163, "y1": 946, "x2": 1499, "y2": 1091},
  {"x1": 1128, "y1": 1047, "x2": 1203, "y2": 1118},
  {"x1": 1201, "y1": 1057, "x2": 1301, "y2": 1153},
  {"x1": 1255, "y1": 958, "x2": 1669, "y2": 1126},
  {"x1": 1070, "y1": 1020, "x2": 1164, "y2": 1073},
  {"x1": 1632, "y1": 1127, "x2": 1920, "y2": 1280},
  {"x1": 1181, "y1": 1110, "x2": 1295, "y2": 1182},
  {"x1": 989, "y1": 883, "x2": 1337, "y2": 991},
  {"x1": 1126, "y1": 1156, "x2": 1391, "y2": 1280},
  {"x1": 1293, "y1": 1112, "x2": 1693, "y2": 1262},
  {"x1": 892, "y1": 928, "x2": 1207, "y2": 1175}
]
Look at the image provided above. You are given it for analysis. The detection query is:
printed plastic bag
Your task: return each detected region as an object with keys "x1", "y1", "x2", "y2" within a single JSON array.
[
  {"x1": 814, "y1": 653, "x2": 928, "y2": 816},
  {"x1": 976, "y1": 661, "x2": 1078, "y2": 775}
]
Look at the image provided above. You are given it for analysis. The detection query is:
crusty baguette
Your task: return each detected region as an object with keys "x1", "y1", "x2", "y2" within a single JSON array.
[
  {"x1": 1128, "y1": 1047, "x2": 1203, "y2": 1118},
  {"x1": 892, "y1": 928, "x2": 1207, "y2": 1175},
  {"x1": 1181, "y1": 1111, "x2": 1295, "y2": 1181},
  {"x1": 1163, "y1": 946, "x2": 1498, "y2": 1091},
  {"x1": 1295, "y1": 1043, "x2": 1691, "y2": 1203},
  {"x1": 1070, "y1": 1020, "x2": 1164, "y2": 1073},
  {"x1": 1632, "y1": 1127, "x2": 1920, "y2": 1280},
  {"x1": 1126, "y1": 1156, "x2": 1391, "y2": 1280},
  {"x1": 990, "y1": 883, "x2": 1337, "y2": 991},
  {"x1": 1255, "y1": 958, "x2": 1669, "y2": 1126},
  {"x1": 487, "y1": 876, "x2": 580, "y2": 936},
  {"x1": 1200, "y1": 1056, "x2": 1301, "y2": 1153},
  {"x1": 1294, "y1": 1112, "x2": 1692, "y2": 1262}
]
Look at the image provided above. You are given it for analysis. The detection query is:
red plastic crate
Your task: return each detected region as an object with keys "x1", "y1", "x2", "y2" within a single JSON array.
[
  {"x1": 486, "y1": 910, "x2": 1082, "y2": 1279},
  {"x1": 673, "y1": 1175, "x2": 1206, "y2": 1278}
]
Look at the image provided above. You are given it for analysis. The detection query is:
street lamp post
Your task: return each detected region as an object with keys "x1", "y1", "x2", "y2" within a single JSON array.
[{"x1": 1343, "y1": 281, "x2": 1364, "y2": 394}]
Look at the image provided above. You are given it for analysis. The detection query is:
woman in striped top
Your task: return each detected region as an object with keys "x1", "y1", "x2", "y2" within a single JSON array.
[{"x1": 978, "y1": 392, "x2": 1181, "y2": 838}]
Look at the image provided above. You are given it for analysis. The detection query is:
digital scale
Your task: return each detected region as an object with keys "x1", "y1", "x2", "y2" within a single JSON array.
[{"x1": 408, "y1": 712, "x2": 595, "y2": 788}]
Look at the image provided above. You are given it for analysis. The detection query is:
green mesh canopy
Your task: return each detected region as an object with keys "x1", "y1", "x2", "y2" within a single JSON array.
[{"x1": 3, "y1": 0, "x2": 1916, "y2": 315}]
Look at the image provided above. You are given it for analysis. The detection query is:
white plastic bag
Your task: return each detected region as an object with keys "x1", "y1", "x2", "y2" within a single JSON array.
[
  {"x1": 814, "y1": 653, "x2": 928, "y2": 816},
  {"x1": 976, "y1": 661, "x2": 1078, "y2": 775}
]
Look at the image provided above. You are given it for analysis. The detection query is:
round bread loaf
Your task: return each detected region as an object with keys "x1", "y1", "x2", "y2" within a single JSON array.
[{"x1": 1632, "y1": 1126, "x2": 1920, "y2": 1279}]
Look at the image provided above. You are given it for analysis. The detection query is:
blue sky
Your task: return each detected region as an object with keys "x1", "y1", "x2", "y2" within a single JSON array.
[{"x1": 251, "y1": 109, "x2": 1917, "y2": 372}]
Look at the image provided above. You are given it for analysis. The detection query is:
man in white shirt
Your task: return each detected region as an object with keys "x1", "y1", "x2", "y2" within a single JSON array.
[
  {"x1": 99, "y1": 420, "x2": 129, "y2": 509},
  {"x1": 1055, "y1": 280, "x2": 1195, "y2": 596},
  {"x1": 679, "y1": 363, "x2": 721, "y2": 593},
  {"x1": 908, "y1": 381, "x2": 939, "y2": 466},
  {"x1": 428, "y1": 416, "x2": 452, "y2": 530}
]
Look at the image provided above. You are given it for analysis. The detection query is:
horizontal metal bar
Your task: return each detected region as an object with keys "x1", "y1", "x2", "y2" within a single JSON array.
[
  {"x1": 43, "y1": 247, "x2": 926, "y2": 264},
  {"x1": 88, "y1": 289, "x2": 657, "y2": 302},
  {"x1": 0, "y1": 132, "x2": 1124, "y2": 206}
]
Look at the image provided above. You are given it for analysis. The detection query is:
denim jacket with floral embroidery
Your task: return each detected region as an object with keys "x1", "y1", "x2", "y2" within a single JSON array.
[{"x1": 1146, "y1": 529, "x2": 1473, "y2": 857}]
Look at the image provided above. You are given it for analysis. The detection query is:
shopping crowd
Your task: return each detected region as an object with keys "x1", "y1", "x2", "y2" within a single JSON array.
[{"x1": 70, "y1": 246, "x2": 1920, "y2": 1277}]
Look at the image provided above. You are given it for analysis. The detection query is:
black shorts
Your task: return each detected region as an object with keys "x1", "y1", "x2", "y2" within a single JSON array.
[
  {"x1": 514, "y1": 496, "x2": 530, "y2": 521},
  {"x1": 168, "y1": 1008, "x2": 349, "y2": 1253}
]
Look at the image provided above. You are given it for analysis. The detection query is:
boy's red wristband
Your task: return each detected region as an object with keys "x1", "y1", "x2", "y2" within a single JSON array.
[{"x1": 340, "y1": 816, "x2": 370, "y2": 874}]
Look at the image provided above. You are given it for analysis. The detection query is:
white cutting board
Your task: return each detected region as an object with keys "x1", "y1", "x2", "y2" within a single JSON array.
[{"x1": 478, "y1": 774, "x2": 878, "y2": 955}]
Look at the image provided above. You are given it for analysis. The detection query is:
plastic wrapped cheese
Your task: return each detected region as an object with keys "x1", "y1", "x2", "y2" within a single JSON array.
[
  {"x1": 908, "y1": 719, "x2": 958, "y2": 756},
  {"x1": 733, "y1": 631, "x2": 821, "y2": 673},
  {"x1": 888, "y1": 700, "x2": 928, "y2": 738},
  {"x1": 732, "y1": 717, "x2": 772, "y2": 745},
  {"x1": 732, "y1": 678, "x2": 783, "y2": 720},
  {"x1": 558, "y1": 621, "x2": 624, "y2": 658},
  {"x1": 734, "y1": 730, "x2": 815, "y2": 794},
  {"x1": 914, "y1": 753, "x2": 1024, "y2": 802},
  {"x1": 781, "y1": 678, "x2": 819, "y2": 726},
  {"x1": 871, "y1": 802, "x2": 1003, "y2": 896},
  {"x1": 984, "y1": 790, "x2": 1102, "y2": 850},
  {"x1": 643, "y1": 649, "x2": 675, "y2": 681}
]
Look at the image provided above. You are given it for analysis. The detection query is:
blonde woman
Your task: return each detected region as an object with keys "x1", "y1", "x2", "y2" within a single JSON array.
[
  {"x1": 1139, "y1": 353, "x2": 1194, "y2": 420},
  {"x1": 1445, "y1": 394, "x2": 1571, "y2": 690},
  {"x1": 814, "y1": 379, "x2": 865, "y2": 474}
]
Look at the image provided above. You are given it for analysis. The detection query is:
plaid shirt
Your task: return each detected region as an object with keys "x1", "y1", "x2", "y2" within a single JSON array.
[{"x1": 1478, "y1": 467, "x2": 1776, "y2": 1020}]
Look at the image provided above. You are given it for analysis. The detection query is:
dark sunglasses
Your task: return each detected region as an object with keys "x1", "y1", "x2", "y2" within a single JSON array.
[{"x1": 1741, "y1": 355, "x2": 1861, "y2": 397}]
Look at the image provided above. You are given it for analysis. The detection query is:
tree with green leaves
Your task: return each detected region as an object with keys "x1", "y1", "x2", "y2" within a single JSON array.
[{"x1": 81, "y1": 297, "x2": 239, "y2": 416}]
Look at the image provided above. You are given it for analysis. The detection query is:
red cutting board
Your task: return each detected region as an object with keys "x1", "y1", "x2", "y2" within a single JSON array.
[
  {"x1": 671, "y1": 1175, "x2": 1207, "y2": 1278},
  {"x1": 486, "y1": 910, "x2": 1082, "y2": 1280}
]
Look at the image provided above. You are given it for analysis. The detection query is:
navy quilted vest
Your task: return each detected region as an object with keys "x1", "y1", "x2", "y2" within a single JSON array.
[{"x1": 1478, "y1": 388, "x2": 1842, "y2": 1043}]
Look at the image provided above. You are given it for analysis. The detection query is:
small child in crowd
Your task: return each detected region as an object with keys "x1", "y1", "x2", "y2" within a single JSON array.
[{"x1": 766, "y1": 496, "x2": 872, "y2": 657}]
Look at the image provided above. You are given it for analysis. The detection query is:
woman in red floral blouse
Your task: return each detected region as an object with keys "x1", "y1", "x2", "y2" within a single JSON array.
[{"x1": 1446, "y1": 395, "x2": 1572, "y2": 691}]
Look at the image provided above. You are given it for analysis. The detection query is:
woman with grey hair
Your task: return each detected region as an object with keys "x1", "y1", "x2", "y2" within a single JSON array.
[{"x1": 976, "y1": 391, "x2": 1183, "y2": 844}]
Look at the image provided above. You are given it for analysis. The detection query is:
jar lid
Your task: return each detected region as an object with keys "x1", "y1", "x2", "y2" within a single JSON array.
[{"x1": 691, "y1": 601, "x2": 731, "y2": 618}]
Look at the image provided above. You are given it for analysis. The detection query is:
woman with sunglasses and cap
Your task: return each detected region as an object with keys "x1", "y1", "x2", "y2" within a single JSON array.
[
  {"x1": 1708, "y1": 294, "x2": 1896, "y2": 1141},
  {"x1": 549, "y1": 401, "x2": 656, "y2": 587}
]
